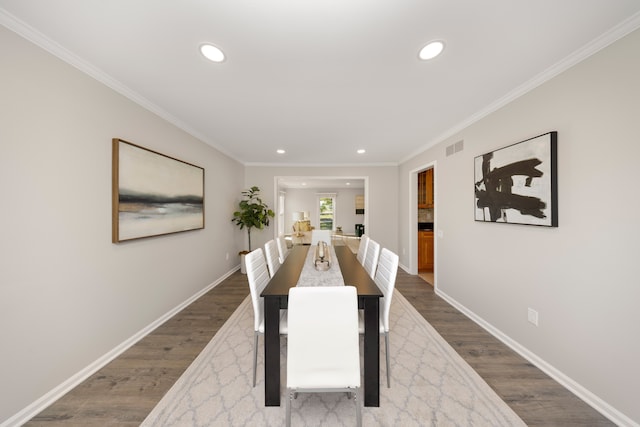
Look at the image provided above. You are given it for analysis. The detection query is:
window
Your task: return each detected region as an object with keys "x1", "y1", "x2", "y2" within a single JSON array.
[{"x1": 317, "y1": 193, "x2": 336, "y2": 231}]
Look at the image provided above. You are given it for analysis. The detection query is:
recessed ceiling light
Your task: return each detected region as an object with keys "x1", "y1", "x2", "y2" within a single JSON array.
[
  {"x1": 302, "y1": 182, "x2": 307, "y2": 186},
  {"x1": 357, "y1": 149, "x2": 366, "y2": 154},
  {"x1": 276, "y1": 149, "x2": 286, "y2": 154},
  {"x1": 419, "y1": 41, "x2": 445, "y2": 60},
  {"x1": 346, "y1": 182, "x2": 351, "y2": 186},
  {"x1": 200, "y1": 43, "x2": 225, "y2": 63}
]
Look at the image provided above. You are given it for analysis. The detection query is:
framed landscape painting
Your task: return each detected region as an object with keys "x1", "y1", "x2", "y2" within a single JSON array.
[
  {"x1": 112, "y1": 139, "x2": 204, "y2": 242},
  {"x1": 474, "y1": 131, "x2": 557, "y2": 227}
]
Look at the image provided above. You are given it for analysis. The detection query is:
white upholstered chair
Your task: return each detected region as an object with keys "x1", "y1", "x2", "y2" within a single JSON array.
[
  {"x1": 356, "y1": 234, "x2": 369, "y2": 266},
  {"x1": 264, "y1": 239, "x2": 281, "y2": 278},
  {"x1": 286, "y1": 286, "x2": 361, "y2": 427},
  {"x1": 362, "y1": 239, "x2": 380, "y2": 279},
  {"x1": 245, "y1": 248, "x2": 287, "y2": 387},
  {"x1": 358, "y1": 248, "x2": 399, "y2": 388},
  {"x1": 311, "y1": 229, "x2": 333, "y2": 246},
  {"x1": 276, "y1": 235, "x2": 289, "y2": 263}
]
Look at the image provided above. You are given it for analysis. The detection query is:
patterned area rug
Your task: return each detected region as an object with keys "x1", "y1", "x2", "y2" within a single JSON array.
[{"x1": 142, "y1": 291, "x2": 525, "y2": 426}]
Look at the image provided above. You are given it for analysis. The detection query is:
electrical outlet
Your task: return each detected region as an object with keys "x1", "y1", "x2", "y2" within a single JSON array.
[
  {"x1": 527, "y1": 308, "x2": 539, "y2": 326},
  {"x1": 225, "y1": 252, "x2": 229, "y2": 261}
]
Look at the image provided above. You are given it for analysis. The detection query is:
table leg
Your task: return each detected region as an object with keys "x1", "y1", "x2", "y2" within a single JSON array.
[
  {"x1": 363, "y1": 297, "x2": 380, "y2": 407},
  {"x1": 264, "y1": 296, "x2": 281, "y2": 406}
]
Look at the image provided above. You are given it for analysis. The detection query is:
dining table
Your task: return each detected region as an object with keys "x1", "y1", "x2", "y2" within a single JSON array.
[{"x1": 261, "y1": 244, "x2": 383, "y2": 407}]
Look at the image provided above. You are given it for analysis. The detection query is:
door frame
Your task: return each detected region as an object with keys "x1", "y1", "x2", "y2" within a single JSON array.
[
  {"x1": 273, "y1": 176, "x2": 369, "y2": 238},
  {"x1": 408, "y1": 161, "x2": 437, "y2": 285}
]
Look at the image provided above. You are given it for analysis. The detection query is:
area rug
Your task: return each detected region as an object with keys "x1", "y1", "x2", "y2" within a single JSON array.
[{"x1": 141, "y1": 291, "x2": 525, "y2": 426}]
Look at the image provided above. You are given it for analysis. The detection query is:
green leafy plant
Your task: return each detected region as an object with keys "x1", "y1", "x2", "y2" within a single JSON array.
[{"x1": 231, "y1": 186, "x2": 274, "y2": 252}]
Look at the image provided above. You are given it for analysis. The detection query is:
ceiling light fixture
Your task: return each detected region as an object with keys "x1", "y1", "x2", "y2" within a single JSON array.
[
  {"x1": 419, "y1": 40, "x2": 445, "y2": 60},
  {"x1": 200, "y1": 43, "x2": 225, "y2": 63},
  {"x1": 357, "y1": 149, "x2": 366, "y2": 154},
  {"x1": 276, "y1": 149, "x2": 286, "y2": 154}
]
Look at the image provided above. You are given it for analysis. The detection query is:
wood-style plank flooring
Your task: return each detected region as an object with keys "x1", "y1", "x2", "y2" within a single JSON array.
[
  {"x1": 395, "y1": 274, "x2": 612, "y2": 427},
  {"x1": 25, "y1": 246, "x2": 612, "y2": 426}
]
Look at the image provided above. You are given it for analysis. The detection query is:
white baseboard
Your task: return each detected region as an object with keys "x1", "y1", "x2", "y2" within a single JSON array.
[
  {"x1": 399, "y1": 262, "x2": 410, "y2": 274},
  {"x1": 1, "y1": 266, "x2": 240, "y2": 427},
  {"x1": 435, "y1": 288, "x2": 638, "y2": 427}
]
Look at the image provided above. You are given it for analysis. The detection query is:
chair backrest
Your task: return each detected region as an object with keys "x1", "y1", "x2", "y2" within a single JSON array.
[
  {"x1": 356, "y1": 234, "x2": 369, "y2": 265},
  {"x1": 311, "y1": 229, "x2": 333, "y2": 246},
  {"x1": 363, "y1": 239, "x2": 381, "y2": 279},
  {"x1": 374, "y1": 248, "x2": 399, "y2": 332},
  {"x1": 245, "y1": 248, "x2": 270, "y2": 332},
  {"x1": 264, "y1": 239, "x2": 281, "y2": 278},
  {"x1": 276, "y1": 235, "x2": 289, "y2": 263},
  {"x1": 287, "y1": 286, "x2": 360, "y2": 389}
]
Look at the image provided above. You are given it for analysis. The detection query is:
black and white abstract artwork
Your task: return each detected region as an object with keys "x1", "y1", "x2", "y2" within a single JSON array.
[{"x1": 474, "y1": 132, "x2": 557, "y2": 227}]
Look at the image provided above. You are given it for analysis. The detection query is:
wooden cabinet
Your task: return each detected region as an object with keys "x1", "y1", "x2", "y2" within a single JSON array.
[
  {"x1": 418, "y1": 230, "x2": 434, "y2": 271},
  {"x1": 418, "y1": 169, "x2": 434, "y2": 208},
  {"x1": 426, "y1": 169, "x2": 433, "y2": 208},
  {"x1": 418, "y1": 171, "x2": 426, "y2": 207}
]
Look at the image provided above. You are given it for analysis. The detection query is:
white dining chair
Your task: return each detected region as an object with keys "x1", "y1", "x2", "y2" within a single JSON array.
[
  {"x1": 358, "y1": 248, "x2": 399, "y2": 388},
  {"x1": 286, "y1": 286, "x2": 361, "y2": 427},
  {"x1": 245, "y1": 248, "x2": 287, "y2": 387},
  {"x1": 264, "y1": 239, "x2": 281, "y2": 278},
  {"x1": 362, "y1": 239, "x2": 380, "y2": 279},
  {"x1": 311, "y1": 229, "x2": 333, "y2": 246},
  {"x1": 356, "y1": 234, "x2": 369, "y2": 266},
  {"x1": 276, "y1": 235, "x2": 289, "y2": 263}
]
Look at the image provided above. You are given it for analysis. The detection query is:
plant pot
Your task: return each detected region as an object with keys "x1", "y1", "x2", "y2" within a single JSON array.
[{"x1": 239, "y1": 251, "x2": 249, "y2": 274}]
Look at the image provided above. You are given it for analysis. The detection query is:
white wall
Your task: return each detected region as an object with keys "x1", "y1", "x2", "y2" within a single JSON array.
[
  {"x1": 0, "y1": 27, "x2": 244, "y2": 424},
  {"x1": 245, "y1": 166, "x2": 398, "y2": 253},
  {"x1": 399, "y1": 28, "x2": 640, "y2": 425}
]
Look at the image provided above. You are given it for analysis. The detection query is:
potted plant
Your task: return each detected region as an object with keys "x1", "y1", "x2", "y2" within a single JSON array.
[{"x1": 232, "y1": 186, "x2": 274, "y2": 273}]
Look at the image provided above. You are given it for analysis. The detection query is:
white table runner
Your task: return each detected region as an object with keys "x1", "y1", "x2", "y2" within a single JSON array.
[{"x1": 296, "y1": 245, "x2": 345, "y2": 287}]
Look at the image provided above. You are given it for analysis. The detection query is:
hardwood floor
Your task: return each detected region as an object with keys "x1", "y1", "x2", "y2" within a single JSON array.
[
  {"x1": 417, "y1": 271, "x2": 434, "y2": 285},
  {"x1": 25, "y1": 264, "x2": 612, "y2": 426},
  {"x1": 395, "y1": 273, "x2": 612, "y2": 427},
  {"x1": 25, "y1": 273, "x2": 249, "y2": 426}
]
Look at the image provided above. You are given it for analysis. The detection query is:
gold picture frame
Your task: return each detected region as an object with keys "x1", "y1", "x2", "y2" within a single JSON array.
[{"x1": 112, "y1": 138, "x2": 204, "y2": 242}]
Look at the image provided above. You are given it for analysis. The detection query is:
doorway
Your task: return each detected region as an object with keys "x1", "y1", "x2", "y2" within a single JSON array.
[
  {"x1": 411, "y1": 163, "x2": 436, "y2": 287},
  {"x1": 274, "y1": 176, "x2": 368, "y2": 239}
]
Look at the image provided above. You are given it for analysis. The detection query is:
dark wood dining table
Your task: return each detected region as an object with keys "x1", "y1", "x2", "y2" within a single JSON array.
[{"x1": 260, "y1": 244, "x2": 383, "y2": 407}]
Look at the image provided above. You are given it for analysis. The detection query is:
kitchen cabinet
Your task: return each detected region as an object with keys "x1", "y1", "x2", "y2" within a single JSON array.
[
  {"x1": 418, "y1": 171, "x2": 426, "y2": 207},
  {"x1": 418, "y1": 230, "x2": 434, "y2": 271},
  {"x1": 418, "y1": 169, "x2": 434, "y2": 208}
]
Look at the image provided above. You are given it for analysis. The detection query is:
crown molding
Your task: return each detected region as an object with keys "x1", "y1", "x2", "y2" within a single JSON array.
[
  {"x1": 399, "y1": 10, "x2": 640, "y2": 165},
  {"x1": 0, "y1": 7, "x2": 243, "y2": 164},
  {"x1": 244, "y1": 161, "x2": 398, "y2": 168},
  {"x1": 4, "y1": 6, "x2": 639, "y2": 169}
]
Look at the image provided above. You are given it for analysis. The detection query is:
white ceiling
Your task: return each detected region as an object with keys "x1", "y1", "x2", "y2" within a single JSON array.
[{"x1": 2, "y1": 1, "x2": 640, "y2": 166}]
